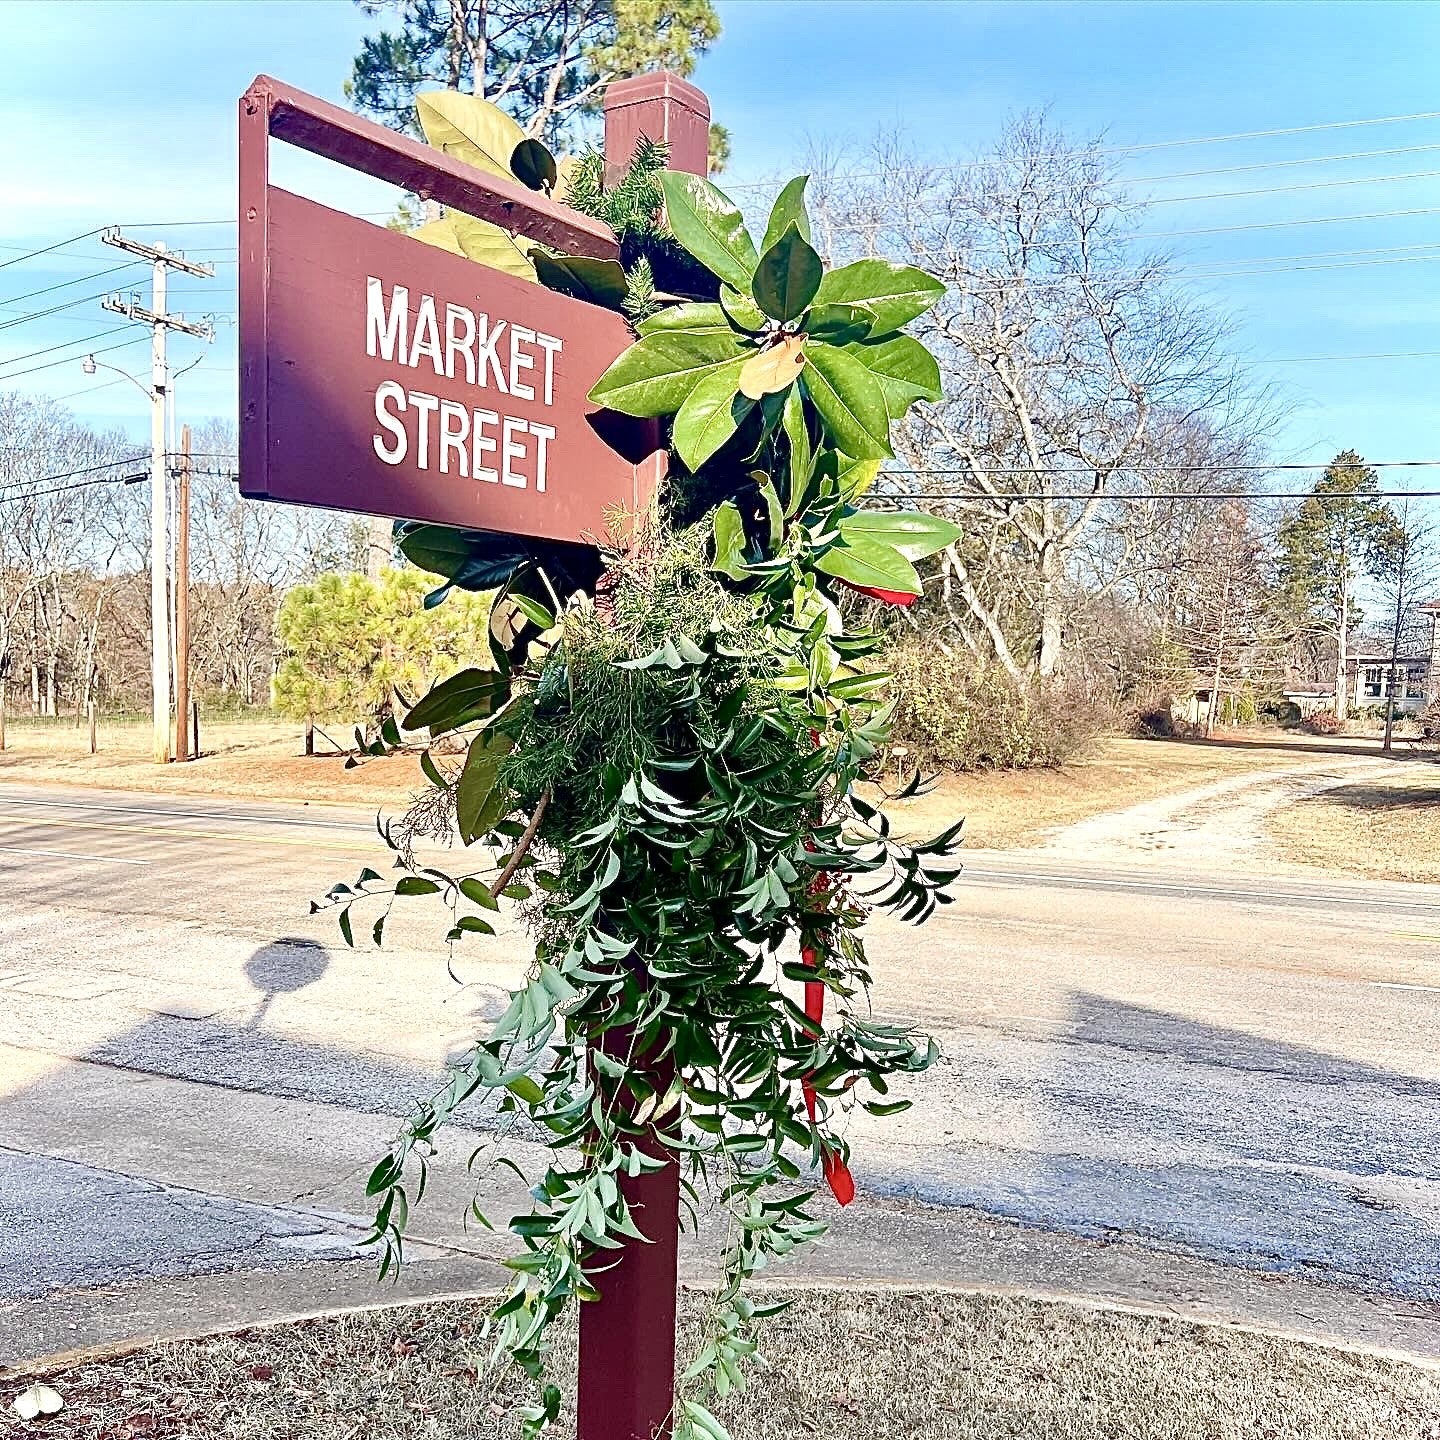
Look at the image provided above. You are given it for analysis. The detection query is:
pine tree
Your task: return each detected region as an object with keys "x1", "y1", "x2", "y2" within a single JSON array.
[{"x1": 1276, "y1": 450, "x2": 1400, "y2": 720}]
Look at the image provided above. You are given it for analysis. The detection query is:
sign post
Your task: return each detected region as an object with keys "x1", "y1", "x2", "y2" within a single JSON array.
[{"x1": 239, "y1": 68, "x2": 710, "y2": 1440}]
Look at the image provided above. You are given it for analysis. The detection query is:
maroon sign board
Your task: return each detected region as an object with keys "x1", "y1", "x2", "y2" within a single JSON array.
[
  {"x1": 238, "y1": 76, "x2": 664, "y2": 544},
  {"x1": 238, "y1": 72, "x2": 717, "y2": 1440}
]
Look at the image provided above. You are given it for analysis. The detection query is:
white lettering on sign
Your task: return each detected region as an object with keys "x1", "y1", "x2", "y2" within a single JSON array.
[{"x1": 365, "y1": 277, "x2": 564, "y2": 495}]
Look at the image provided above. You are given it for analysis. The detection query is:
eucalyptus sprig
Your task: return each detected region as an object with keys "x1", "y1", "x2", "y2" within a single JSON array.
[{"x1": 324, "y1": 91, "x2": 964, "y2": 1440}]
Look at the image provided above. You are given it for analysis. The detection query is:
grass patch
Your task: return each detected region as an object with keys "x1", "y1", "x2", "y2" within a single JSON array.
[
  {"x1": 875, "y1": 734, "x2": 1329, "y2": 850},
  {"x1": 15, "y1": 1289, "x2": 1440, "y2": 1439},
  {"x1": 1267, "y1": 766, "x2": 1440, "y2": 884}
]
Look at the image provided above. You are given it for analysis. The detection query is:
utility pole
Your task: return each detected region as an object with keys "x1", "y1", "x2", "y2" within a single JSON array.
[
  {"x1": 176, "y1": 426, "x2": 193, "y2": 763},
  {"x1": 99, "y1": 228, "x2": 213, "y2": 763}
]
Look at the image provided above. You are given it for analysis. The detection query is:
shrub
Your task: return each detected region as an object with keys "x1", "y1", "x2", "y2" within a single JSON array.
[
  {"x1": 1257, "y1": 698, "x2": 1302, "y2": 728},
  {"x1": 1418, "y1": 700, "x2": 1440, "y2": 748},
  {"x1": 1302, "y1": 709, "x2": 1344, "y2": 736},
  {"x1": 885, "y1": 642, "x2": 1107, "y2": 771},
  {"x1": 1131, "y1": 702, "x2": 1178, "y2": 739}
]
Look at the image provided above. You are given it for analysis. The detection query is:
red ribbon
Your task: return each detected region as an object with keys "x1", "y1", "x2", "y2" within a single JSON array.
[
  {"x1": 800, "y1": 874, "x2": 855, "y2": 1207},
  {"x1": 796, "y1": 579, "x2": 913, "y2": 1203},
  {"x1": 837, "y1": 581, "x2": 918, "y2": 607}
]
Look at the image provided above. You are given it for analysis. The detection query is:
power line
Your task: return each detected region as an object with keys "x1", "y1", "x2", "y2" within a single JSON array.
[
  {"x1": 0, "y1": 325, "x2": 134, "y2": 372},
  {"x1": 1130, "y1": 140, "x2": 1440, "y2": 186},
  {"x1": 0, "y1": 472, "x2": 147, "y2": 505},
  {"x1": 0, "y1": 452, "x2": 149, "y2": 488},
  {"x1": 0, "y1": 261, "x2": 143, "y2": 311},
  {"x1": 1144, "y1": 204, "x2": 1440, "y2": 240},
  {"x1": 884, "y1": 460, "x2": 1440, "y2": 475},
  {"x1": 878, "y1": 489, "x2": 1440, "y2": 503},
  {"x1": 1144, "y1": 166, "x2": 1440, "y2": 207},
  {"x1": 0, "y1": 333, "x2": 148, "y2": 382},
  {"x1": 0, "y1": 229, "x2": 104, "y2": 270},
  {"x1": 0, "y1": 290, "x2": 134, "y2": 334}
]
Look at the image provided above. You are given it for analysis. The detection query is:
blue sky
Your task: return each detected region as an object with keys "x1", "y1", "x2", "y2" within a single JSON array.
[{"x1": 2, "y1": 0, "x2": 1438, "y2": 500}]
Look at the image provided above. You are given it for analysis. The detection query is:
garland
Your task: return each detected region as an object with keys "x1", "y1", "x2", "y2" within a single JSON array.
[{"x1": 320, "y1": 93, "x2": 965, "y2": 1440}]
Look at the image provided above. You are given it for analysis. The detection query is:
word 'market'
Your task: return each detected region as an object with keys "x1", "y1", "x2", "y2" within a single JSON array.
[{"x1": 365, "y1": 276, "x2": 560, "y2": 492}]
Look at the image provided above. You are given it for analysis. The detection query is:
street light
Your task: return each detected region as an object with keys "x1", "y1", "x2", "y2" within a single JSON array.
[{"x1": 78, "y1": 352, "x2": 170, "y2": 761}]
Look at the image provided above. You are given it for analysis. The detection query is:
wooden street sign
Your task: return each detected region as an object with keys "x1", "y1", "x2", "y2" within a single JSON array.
[
  {"x1": 237, "y1": 71, "x2": 713, "y2": 1440},
  {"x1": 238, "y1": 76, "x2": 663, "y2": 544}
]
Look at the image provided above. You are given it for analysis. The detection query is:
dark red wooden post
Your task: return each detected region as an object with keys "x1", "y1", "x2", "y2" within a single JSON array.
[{"x1": 574, "y1": 74, "x2": 710, "y2": 1440}]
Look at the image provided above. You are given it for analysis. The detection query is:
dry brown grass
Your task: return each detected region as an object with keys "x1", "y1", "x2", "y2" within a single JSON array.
[
  {"x1": 15, "y1": 1289, "x2": 1440, "y2": 1440},
  {"x1": 0, "y1": 716, "x2": 423, "y2": 810},
  {"x1": 1267, "y1": 764, "x2": 1440, "y2": 884},
  {"x1": 1, "y1": 720, "x2": 1385, "y2": 853},
  {"x1": 872, "y1": 733, "x2": 1347, "y2": 850}
]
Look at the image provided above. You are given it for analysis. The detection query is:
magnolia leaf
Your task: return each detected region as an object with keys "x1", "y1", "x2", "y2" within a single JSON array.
[
  {"x1": 801, "y1": 343, "x2": 892, "y2": 460},
  {"x1": 532, "y1": 253, "x2": 627, "y2": 308},
  {"x1": 416, "y1": 90, "x2": 526, "y2": 180},
  {"x1": 637, "y1": 302, "x2": 731, "y2": 336},
  {"x1": 553, "y1": 154, "x2": 581, "y2": 202},
  {"x1": 782, "y1": 386, "x2": 812, "y2": 514},
  {"x1": 657, "y1": 170, "x2": 758, "y2": 291},
  {"x1": 842, "y1": 333, "x2": 943, "y2": 413},
  {"x1": 814, "y1": 535, "x2": 923, "y2": 595},
  {"x1": 446, "y1": 211, "x2": 537, "y2": 281},
  {"x1": 813, "y1": 258, "x2": 946, "y2": 332},
  {"x1": 410, "y1": 217, "x2": 465, "y2": 257},
  {"x1": 510, "y1": 137, "x2": 558, "y2": 193},
  {"x1": 711, "y1": 499, "x2": 748, "y2": 579},
  {"x1": 762, "y1": 174, "x2": 812, "y2": 252},
  {"x1": 837, "y1": 453, "x2": 882, "y2": 498},
  {"x1": 739, "y1": 336, "x2": 807, "y2": 400},
  {"x1": 837, "y1": 509, "x2": 960, "y2": 560},
  {"x1": 719, "y1": 285, "x2": 766, "y2": 333},
  {"x1": 752, "y1": 224, "x2": 822, "y2": 323},
  {"x1": 457, "y1": 730, "x2": 514, "y2": 843},
  {"x1": 12, "y1": 1385, "x2": 63, "y2": 1421},
  {"x1": 589, "y1": 330, "x2": 747, "y2": 417},
  {"x1": 805, "y1": 302, "x2": 874, "y2": 344},
  {"x1": 673, "y1": 356, "x2": 750, "y2": 470},
  {"x1": 405, "y1": 667, "x2": 508, "y2": 733}
]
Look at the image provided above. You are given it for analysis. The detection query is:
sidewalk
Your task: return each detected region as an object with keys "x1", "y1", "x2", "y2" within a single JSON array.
[{"x1": 5, "y1": 1044, "x2": 1440, "y2": 1376}]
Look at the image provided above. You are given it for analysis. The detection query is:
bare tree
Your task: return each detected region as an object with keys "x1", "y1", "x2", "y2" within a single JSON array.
[{"x1": 811, "y1": 117, "x2": 1270, "y2": 685}]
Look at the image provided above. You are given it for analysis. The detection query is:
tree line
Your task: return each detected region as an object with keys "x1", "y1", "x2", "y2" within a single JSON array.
[{"x1": 2, "y1": 0, "x2": 1435, "y2": 748}]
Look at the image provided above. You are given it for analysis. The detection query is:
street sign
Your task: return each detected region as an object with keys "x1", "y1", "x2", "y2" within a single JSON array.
[{"x1": 238, "y1": 76, "x2": 663, "y2": 544}]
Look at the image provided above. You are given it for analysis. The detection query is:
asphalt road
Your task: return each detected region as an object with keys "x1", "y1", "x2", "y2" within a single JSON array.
[{"x1": 2, "y1": 777, "x2": 1439, "y2": 1345}]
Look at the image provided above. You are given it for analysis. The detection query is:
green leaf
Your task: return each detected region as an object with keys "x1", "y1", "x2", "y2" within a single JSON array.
[
  {"x1": 841, "y1": 334, "x2": 943, "y2": 413},
  {"x1": 459, "y1": 876, "x2": 499, "y2": 910},
  {"x1": 814, "y1": 259, "x2": 945, "y2": 331},
  {"x1": 805, "y1": 303, "x2": 874, "y2": 344},
  {"x1": 416, "y1": 90, "x2": 526, "y2": 180},
  {"x1": 762, "y1": 175, "x2": 812, "y2": 252},
  {"x1": 837, "y1": 509, "x2": 959, "y2": 560},
  {"x1": 509, "y1": 593, "x2": 555, "y2": 628},
  {"x1": 782, "y1": 386, "x2": 812, "y2": 514},
  {"x1": 395, "y1": 876, "x2": 441, "y2": 896},
  {"x1": 506, "y1": 1074, "x2": 545, "y2": 1106},
  {"x1": 657, "y1": 170, "x2": 758, "y2": 291},
  {"x1": 509, "y1": 137, "x2": 558, "y2": 193},
  {"x1": 444, "y1": 211, "x2": 537, "y2": 282},
  {"x1": 712, "y1": 500, "x2": 748, "y2": 580},
  {"x1": 637, "y1": 302, "x2": 732, "y2": 336},
  {"x1": 815, "y1": 536, "x2": 923, "y2": 595},
  {"x1": 802, "y1": 343, "x2": 892, "y2": 460},
  {"x1": 404, "y1": 667, "x2": 508, "y2": 734},
  {"x1": 836, "y1": 453, "x2": 881, "y2": 499},
  {"x1": 751, "y1": 224, "x2": 822, "y2": 323},
  {"x1": 532, "y1": 253, "x2": 628, "y2": 308},
  {"x1": 672, "y1": 356, "x2": 751, "y2": 470},
  {"x1": 589, "y1": 330, "x2": 747, "y2": 417},
  {"x1": 456, "y1": 730, "x2": 514, "y2": 843},
  {"x1": 719, "y1": 285, "x2": 766, "y2": 333}
]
